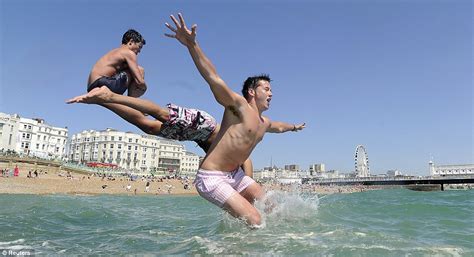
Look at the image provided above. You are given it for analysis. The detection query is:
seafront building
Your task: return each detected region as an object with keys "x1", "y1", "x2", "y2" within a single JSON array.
[
  {"x1": 181, "y1": 151, "x2": 200, "y2": 177},
  {"x1": 68, "y1": 128, "x2": 200, "y2": 175},
  {"x1": 0, "y1": 112, "x2": 68, "y2": 160},
  {"x1": 429, "y1": 161, "x2": 474, "y2": 176},
  {"x1": 309, "y1": 163, "x2": 325, "y2": 175}
]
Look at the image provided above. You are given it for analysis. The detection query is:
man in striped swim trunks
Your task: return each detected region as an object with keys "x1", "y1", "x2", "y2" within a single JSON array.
[{"x1": 165, "y1": 13, "x2": 305, "y2": 226}]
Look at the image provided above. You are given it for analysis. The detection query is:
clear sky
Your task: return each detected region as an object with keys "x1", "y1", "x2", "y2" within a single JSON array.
[{"x1": 1, "y1": 0, "x2": 472, "y2": 175}]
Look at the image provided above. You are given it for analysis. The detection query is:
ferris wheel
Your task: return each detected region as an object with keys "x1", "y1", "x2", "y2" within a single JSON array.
[{"x1": 354, "y1": 145, "x2": 370, "y2": 177}]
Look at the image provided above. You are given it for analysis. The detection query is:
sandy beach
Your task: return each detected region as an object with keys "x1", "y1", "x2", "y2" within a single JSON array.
[
  {"x1": 0, "y1": 171, "x2": 197, "y2": 196},
  {"x1": 0, "y1": 157, "x2": 383, "y2": 196},
  {"x1": 0, "y1": 170, "x2": 381, "y2": 196}
]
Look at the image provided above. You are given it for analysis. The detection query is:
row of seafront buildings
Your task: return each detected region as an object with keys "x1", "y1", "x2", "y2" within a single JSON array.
[
  {"x1": 69, "y1": 128, "x2": 200, "y2": 176},
  {"x1": 0, "y1": 112, "x2": 200, "y2": 176},
  {"x1": 254, "y1": 162, "x2": 474, "y2": 182}
]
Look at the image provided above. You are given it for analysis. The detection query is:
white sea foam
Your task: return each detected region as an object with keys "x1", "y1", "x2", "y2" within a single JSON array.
[
  {"x1": 256, "y1": 190, "x2": 320, "y2": 222},
  {"x1": 0, "y1": 239, "x2": 25, "y2": 246},
  {"x1": 192, "y1": 236, "x2": 225, "y2": 254}
]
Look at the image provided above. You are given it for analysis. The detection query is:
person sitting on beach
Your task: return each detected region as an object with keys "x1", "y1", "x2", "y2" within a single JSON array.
[
  {"x1": 87, "y1": 29, "x2": 147, "y2": 98},
  {"x1": 165, "y1": 13, "x2": 305, "y2": 226}
]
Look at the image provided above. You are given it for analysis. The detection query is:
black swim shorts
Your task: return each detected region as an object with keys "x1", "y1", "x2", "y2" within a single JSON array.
[{"x1": 87, "y1": 71, "x2": 128, "y2": 94}]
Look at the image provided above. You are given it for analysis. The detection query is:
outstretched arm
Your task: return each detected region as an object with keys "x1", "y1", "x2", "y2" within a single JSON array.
[
  {"x1": 267, "y1": 121, "x2": 306, "y2": 133},
  {"x1": 165, "y1": 13, "x2": 243, "y2": 108}
]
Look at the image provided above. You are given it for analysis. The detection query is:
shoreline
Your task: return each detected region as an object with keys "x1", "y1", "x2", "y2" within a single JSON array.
[
  {"x1": 0, "y1": 172, "x2": 198, "y2": 196},
  {"x1": 0, "y1": 173, "x2": 384, "y2": 197}
]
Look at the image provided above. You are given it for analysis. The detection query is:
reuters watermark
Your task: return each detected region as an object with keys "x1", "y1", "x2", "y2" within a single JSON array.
[{"x1": 1, "y1": 249, "x2": 34, "y2": 256}]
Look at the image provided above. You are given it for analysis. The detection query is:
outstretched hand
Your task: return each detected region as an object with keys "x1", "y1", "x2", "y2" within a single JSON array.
[
  {"x1": 293, "y1": 123, "x2": 306, "y2": 132},
  {"x1": 165, "y1": 13, "x2": 197, "y2": 47}
]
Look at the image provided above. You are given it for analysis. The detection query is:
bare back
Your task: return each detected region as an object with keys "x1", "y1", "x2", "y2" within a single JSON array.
[
  {"x1": 201, "y1": 100, "x2": 270, "y2": 172},
  {"x1": 88, "y1": 47, "x2": 130, "y2": 85}
]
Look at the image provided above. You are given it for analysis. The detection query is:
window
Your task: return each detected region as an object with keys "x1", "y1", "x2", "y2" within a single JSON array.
[
  {"x1": 128, "y1": 145, "x2": 132, "y2": 151},
  {"x1": 111, "y1": 136, "x2": 115, "y2": 141},
  {"x1": 104, "y1": 144, "x2": 107, "y2": 148},
  {"x1": 135, "y1": 146, "x2": 138, "y2": 151},
  {"x1": 129, "y1": 138, "x2": 132, "y2": 143},
  {"x1": 119, "y1": 136, "x2": 122, "y2": 141},
  {"x1": 110, "y1": 144, "x2": 114, "y2": 149},
  {"x1": 118, "y1": 144, "x2": 122, "y2": 149}
]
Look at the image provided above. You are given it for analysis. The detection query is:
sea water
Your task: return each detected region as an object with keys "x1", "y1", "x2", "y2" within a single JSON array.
[{"x1": 0, "y1": 189, "x2": 472, "y2": 256}]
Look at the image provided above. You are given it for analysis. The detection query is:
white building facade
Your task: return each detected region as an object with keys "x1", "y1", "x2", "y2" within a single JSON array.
[
  {"x1": 68, "y1": 128, "x2": 200, "y2": 175},
  {"x1": 181, "y1": 151, "x2": 200, "y2": 177},
  {"x1": 0, "y1": 112, "x2": 68, "y2": 160},
  {"x1": 309, "y1": 163, "x2": 325, "y2": 175},
  {"x1": 429, "y1": 161, "x2": 474, "y2": 176},
  {"x1": 0, "y1": 113, "x2": 20, "y2": 152}
]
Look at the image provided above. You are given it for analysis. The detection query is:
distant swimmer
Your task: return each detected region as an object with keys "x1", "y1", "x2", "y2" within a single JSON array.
[
  {"x1": 165, "y1": 13, "x2": 305, "y2": 226},
  {"x1": 87, "y1": 29, "x2": 147, "y2": 98}
]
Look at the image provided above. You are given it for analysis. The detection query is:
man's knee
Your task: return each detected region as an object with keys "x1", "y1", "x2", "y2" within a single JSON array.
[
  {"x1": 139, "y1": 120, "x2": 161, "y2": 135},
  {"x1": 246, "y1": 210, "x2": 262, "y2": 226}
]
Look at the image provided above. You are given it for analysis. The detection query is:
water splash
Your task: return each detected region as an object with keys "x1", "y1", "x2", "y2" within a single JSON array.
[{"x1": 256, "y1": 190, "x2": 320, "y2": 225}]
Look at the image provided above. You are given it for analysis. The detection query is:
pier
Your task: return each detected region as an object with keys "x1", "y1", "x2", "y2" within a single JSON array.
[{"x1": 302, "y1": 175, "x2": 474, "y2": 191}]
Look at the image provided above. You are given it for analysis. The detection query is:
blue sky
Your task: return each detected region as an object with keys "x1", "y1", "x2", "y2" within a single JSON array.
[{"x1": 1, "y1": 0, "x2": 472, "y2": 175}]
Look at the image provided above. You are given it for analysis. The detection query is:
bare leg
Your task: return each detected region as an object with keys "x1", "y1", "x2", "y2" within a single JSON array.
[
  {"x1": 223, "y1": 192, "x2": 262, "y2": 226},
  {"x1": 67, "y1": 86, "x2": 169, "y2": 122},
  {"x1": 100, "y1": 103, "x2": 163, "y2": 135},
  {"x1": 239, "y1": 181, "x2": 265, "y2": 204}
]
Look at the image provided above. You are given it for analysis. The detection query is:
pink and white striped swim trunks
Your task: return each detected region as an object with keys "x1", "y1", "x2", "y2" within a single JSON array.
[{"x1": 194, "y1": 168, "x2": 255, "y2": 207}]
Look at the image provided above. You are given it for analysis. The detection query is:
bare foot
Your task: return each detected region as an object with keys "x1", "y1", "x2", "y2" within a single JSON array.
[{"x1": 66, "y1": 86, "x2": 114, "y2": 104}]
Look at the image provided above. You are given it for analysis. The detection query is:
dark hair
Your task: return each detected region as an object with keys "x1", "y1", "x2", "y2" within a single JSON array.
[
  {"x1": 241, "y1": 74, "x2": 272, "y2": 99},
  {"x1": 122, "y1": 29, "x2": 146, "y2": 45}
]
